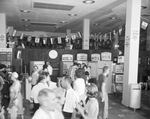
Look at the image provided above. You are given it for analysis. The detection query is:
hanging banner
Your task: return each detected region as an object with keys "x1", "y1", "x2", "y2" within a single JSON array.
[
  {"x1": 43, "y1": 38, "x2": 47, "y2": 44},
  {"x1": 91, "y1": 53, "x2": 100, "y2": 61},
  {"x1": 77, "y1": 53, "x2": 87, "y2": 61},
  {"x1": 62, "y1": 54, "x2": 73, "y2": 61},
  {"x1": 101, "y1": 52, "x2": 111, "y2": 61},
  {"x1": 58, "y1": 37, "x2": 62, "y2": 44},
  {"x1": 35, "y1": 37, "x2": 40, "y2": 43},
  {"x1": 50, "y1": 38, "x2": 53, "y2": 44}
]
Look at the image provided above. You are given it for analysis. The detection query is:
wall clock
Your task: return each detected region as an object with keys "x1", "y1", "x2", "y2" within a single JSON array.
[{"x1": 49, "y1": 50, "x2": 58, "y2": 59}]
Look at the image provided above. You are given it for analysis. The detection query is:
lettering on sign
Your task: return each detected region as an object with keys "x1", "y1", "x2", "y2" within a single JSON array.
[
  {"x1": 131, "y1": 30, "x2": 139, "y2": 41},
  {"x1": 62, "y1": 54, "x2": 73, "y2": 61},
  {"x1": 101, "y1": 52, "x2": 111, "y2": 61},
  {"x1": 77, "y1": 53, "x2": 87, "y2": 61},
  {"x1": 0, "y1": 34, "x2": 5, "y2": 42},
  {"x1": 91, "y1": 54, "x2": 100, "y2": 61}
]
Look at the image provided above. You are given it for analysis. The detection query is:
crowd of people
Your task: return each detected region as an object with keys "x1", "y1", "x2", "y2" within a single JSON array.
[{"x1": 0, "y1": 61, "x2": 110, "y2": 119}]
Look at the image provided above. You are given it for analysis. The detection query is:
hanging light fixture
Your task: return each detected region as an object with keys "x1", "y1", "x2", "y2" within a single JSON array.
[{"x1": 83, "y1": 0, "x2": 95, "y2": 4}]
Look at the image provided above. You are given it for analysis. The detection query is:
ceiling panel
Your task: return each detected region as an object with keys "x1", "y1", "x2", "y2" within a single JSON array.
[{"x1": 0, "y1": 0, "x2": 150, "y2": 34}]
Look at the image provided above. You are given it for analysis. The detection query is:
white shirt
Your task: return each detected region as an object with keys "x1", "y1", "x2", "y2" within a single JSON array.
[
  {"x1": 47, "y1": 65, "x2": 53, "y2": 75},
  {"x1": 73, "y1": 78, "x2": 86, "y2": 99},
  {"x1": 48, "y1": 81, "x2": 57, "y2": 90},
  {"x1": 30, "y1": 82, "x2": 49, "y2": 103},
  {"x1": 63, "y1": 88, "x2": 79, "y2": 113},
  {"x1": 32, "y1": 108, "x2": 55, "y2": 119},
  {"x1": 31, "y1": 71, "x2": 39, "y2": 85}
]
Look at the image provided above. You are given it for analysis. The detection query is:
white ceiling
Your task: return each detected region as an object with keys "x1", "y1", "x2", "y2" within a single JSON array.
[{"x1": 0, "y1": 0, "x2": 150, "y2": 34}]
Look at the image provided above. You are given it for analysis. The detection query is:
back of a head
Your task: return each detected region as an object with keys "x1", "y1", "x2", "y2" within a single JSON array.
[
  {"x1": 64, "y1": 75, "x2": 72, "y2": 84},
  {"x1": 0, "y1": 64, "x2": 6, "y2": 70},
  {"x1": 76, "y1": 68, "x2": 85, "y2": 78},
  {"x1": 12, "y1": 72, "x2": 19, "y2": 79},
  {"x1": 37, "y1": 72, "x2": 47, "y2": 83},
  {"x1": 87, "y1": 83, "x2": 98, "y2": 98},
  {"x1": 103, "y1": 66, "x2": 109, "y2": 73},
  {"x1": 38, "y1": 88, "x2": 54, "y2": 105}
]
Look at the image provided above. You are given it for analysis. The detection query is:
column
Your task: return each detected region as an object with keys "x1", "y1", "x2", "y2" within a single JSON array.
[
  {"x1": 83, "y1": 19, "x2": 90, "y2": 50},
  {"x1": 122, "y1": 0, "x2": 141, "y2": 107},
  {"x1": 146, "y1": 25, "x2": 150, "y2": 50},
  {"x1": 0, "y1": 13, "x2": 7, "y2": 48}
]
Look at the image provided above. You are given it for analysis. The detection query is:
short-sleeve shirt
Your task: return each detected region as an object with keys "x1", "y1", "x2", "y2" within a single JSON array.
[{"x1": 97, "y1": 74, "x2": 107, "y2": 93}]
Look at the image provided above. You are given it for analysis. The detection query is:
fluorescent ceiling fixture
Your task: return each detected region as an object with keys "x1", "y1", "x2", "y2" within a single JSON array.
[
  {"x1": 141, "y1": 6, "x2": 147, "y2": 10},
  {"x1": 20, "y1": 10, "x2": 30, "y2": 13},
  {"x1": 93, "y1": 23, "x2": 99, "y2": 26},
  {"x1": 68, "y1": 13, "x2": 77, "y2": 16},
  {"x1": 23, "y1": 25, "x2": 29, "y2": 27},
  {"x1": 22, "y1": 18, "x2": 30, "y2": 21},
  {"x1": 109, "y1": 17, "x2": 116, "y2": 20},
  {"x1": 60, "y1": 21, "x2": 67, "y2": 23},
  {"x1": 83, "y1": 0, "x2": 95, "y2": 4}
]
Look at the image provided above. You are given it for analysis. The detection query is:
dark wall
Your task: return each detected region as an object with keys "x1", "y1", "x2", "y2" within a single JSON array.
[{"x1": 13, "y1": 49, "x2": 115, "y2": 74}]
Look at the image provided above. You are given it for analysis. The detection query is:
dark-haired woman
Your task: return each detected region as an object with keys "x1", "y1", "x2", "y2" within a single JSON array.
[{"x1": 76, "y1": 83, "x2": 99, "y2": 119}]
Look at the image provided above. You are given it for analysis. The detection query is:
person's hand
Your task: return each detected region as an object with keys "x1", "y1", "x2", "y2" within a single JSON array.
[{"x1": 76, "y1": 103, "x2": 83, "y2": 113}]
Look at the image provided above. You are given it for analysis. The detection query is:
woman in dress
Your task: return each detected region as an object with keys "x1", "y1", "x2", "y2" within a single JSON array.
[
  {"x1": 8, "y1": 72, "x2": 23, "y2": 118},
  {"x1": 76, "y1": 83, "x2": 99, "y2": 119}
]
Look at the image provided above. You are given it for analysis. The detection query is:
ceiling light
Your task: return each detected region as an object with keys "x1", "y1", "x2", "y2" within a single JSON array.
[
  {"x1": 60, "y1": 21, "x2": 67, "y2": 24},
  {"x1": 68, "y1": 14, "x2": 77, "y2": 16},
  {"x1": 23, "y1": 24, "x2": 29, "y2": 27},
  {"x1": 110, "y1": 17, "x2": 116, "y2": 20},
  {"x1": 20, "y1": 9, "x2": 30, "y2": 13},
  {"x1": 55, "y1": 26, "x2": 60, "y2": 28},
  {"x1": 93, "y1": 23, "x2": 99, "y2": 26},
  {"x1": 22, "y1": 18, "x2": 30, "y2": 21},
  {"x1": 83, "y1": 0, "x2": 95, "y2": 4},
  {"x1": 141, "y1": 6, "x2": 147, "y2": 10}
]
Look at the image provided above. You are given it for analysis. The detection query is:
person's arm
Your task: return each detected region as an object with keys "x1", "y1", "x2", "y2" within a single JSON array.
[
  {"x1": 101, "y1": 82, "x2": 106, "y2": 102},
  {"x1": 76, "y1": 103, "x2": 97, "y2": 119},
  {"x1": 9, "y1": 90, "x2": 16, "y2": 108}
]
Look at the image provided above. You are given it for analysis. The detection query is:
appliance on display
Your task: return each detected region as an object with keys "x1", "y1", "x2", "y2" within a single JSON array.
[
  {"x1": 59, "y1": 54, "x2": 73, "y2": 76},
  {"x1": 76, "y1": 53, "x2": 88, "y2": 66}
]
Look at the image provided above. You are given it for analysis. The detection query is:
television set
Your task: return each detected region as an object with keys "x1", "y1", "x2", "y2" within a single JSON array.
[{"x1": 115, "y1": 74, "x2": 123, "y2": 83}]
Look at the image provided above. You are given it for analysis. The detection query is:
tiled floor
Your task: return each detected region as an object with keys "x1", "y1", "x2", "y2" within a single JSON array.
[{"x1": 23, "y1": 93, "x2": 150, "y2": 119}]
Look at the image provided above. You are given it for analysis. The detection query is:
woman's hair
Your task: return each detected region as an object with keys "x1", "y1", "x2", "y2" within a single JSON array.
[
  {"x1": 86, "y1": 83, "x2": 98, "y2": 98},
  {"x1": 102, "y1": 66, "x2": 109, "y2": 73}
]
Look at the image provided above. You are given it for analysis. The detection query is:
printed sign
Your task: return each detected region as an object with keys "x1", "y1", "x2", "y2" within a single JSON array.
[
  {"x1": 118, "y1": 56, "x2": 124, "y2": 63},
  {"x1": 62, "y1": 54, "x2": 73, "y2": 61},
  {"x1": 91, "y1": 54, "x2": 100, "y2": 61},
  {"x1": 77, "y1": 53, "x2": 87, "y2": 61},
  {"x1": 0, "y1": 34, "x2": 5, "y2": 42},
  {"x1": 101, "y1": 52, "x2": 111, "y2": 61}
]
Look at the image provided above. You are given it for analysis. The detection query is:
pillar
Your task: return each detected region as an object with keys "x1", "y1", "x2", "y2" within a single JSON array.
[
  {"x1": 122, "y1": 0, "x2": 141, "y2": 107},
  {"x1": 83, "y1": 19, "x2": 90, "y2": 50},
  {"x1": 0, "y1": 13, "x2": 7, "y2": 48},
  {"x1": 146, "y1": 25, "x2": 150, "y2": 51}
]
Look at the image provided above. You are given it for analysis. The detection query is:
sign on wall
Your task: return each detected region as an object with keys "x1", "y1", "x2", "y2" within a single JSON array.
[
  {"x1": 101, "y1": 52, "x2": 111, "y2": 61},
  {"x1": 62, "y1": 54, "x2": 73, "y2": 61},
  {"x1": 77, "y1": 53, "x2": 87, "y2": 61},
  {"x1": 0, "y1": 34, "x2": 5, "y2": 42},
  {"x1": 91, "y1": 53, "x2": 100, "y2": 61}
]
